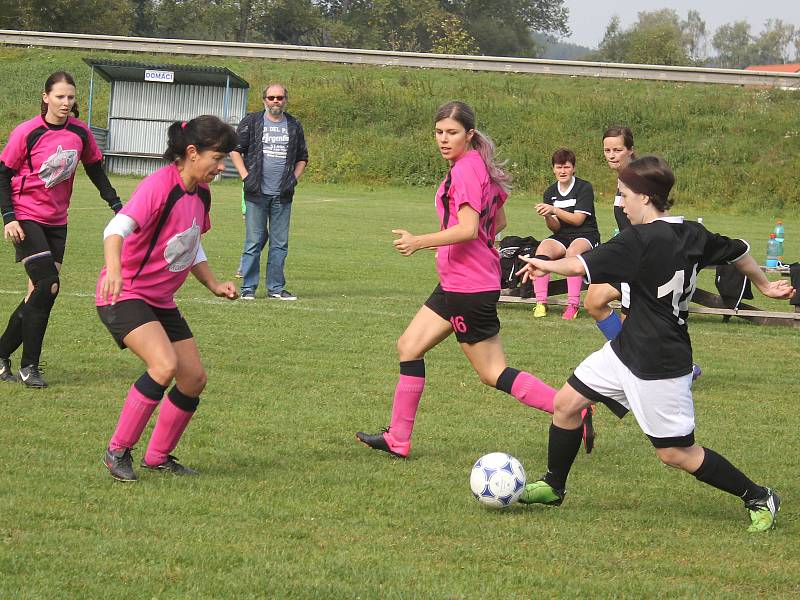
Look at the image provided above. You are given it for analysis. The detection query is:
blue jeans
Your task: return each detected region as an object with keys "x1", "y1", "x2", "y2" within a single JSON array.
[{"x1": 240, "y1": 195, "x2": 292, "y2": 295}]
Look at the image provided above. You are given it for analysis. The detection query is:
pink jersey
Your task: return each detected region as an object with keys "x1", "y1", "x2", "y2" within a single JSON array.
[
  {"x1": 434, "y1": 150, "x2": 507, "y2": 292},
  {"x1": 95, "y1": 163, "x2": 211, "y2": 309},
  {"x1": 0, "y1": 115, "x2": 102, "y2": 225}
]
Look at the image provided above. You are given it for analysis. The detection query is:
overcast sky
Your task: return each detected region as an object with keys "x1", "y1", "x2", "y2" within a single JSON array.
[{"x1": 565, "y1": 0, "x2": 800, "y2": 49}]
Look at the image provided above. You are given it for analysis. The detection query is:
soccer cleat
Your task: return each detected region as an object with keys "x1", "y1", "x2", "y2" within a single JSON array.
[
  {"x1": 581, "y1": 405, "x2": 596, "y2": 454},
  {"x1": 0, "y1": 358, "x2": 17, "y2": 383},
  {"x1": 240, "y1": 291, "x2": 256, "y2": 301},
  {"x1": 18, "y1": 364, "x2": 47, "y2": 388},
  {"x1": 356, "y1": 428, "x2": 410, "y2": 458},
  {"x1": 104, "y1": 448, "x2": 137, "y2": 482},
  {"x1": 562, "y1": 304, "x2": 579, "y2": 320},
  {"x1": 268, "y1": 290, "x2": 297, "y2": 301},
  {"x1": 518, "y1": 478, "x2": 565, "y2": 506},
  {"x1": 532, "y1": 303, "x2": 547, "y2": 318},
  {"x1": 141, "y1": 455, "x2": 199, "y2": 476},
  {"x1": 745, "y1": 488, "x2": 780, "y2": 532},
  {"x1": 691, "y1": 363, "x2": 702, "y2": 381}
]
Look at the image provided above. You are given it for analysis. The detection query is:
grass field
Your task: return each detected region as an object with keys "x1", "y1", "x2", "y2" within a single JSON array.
[{"x1": 0, "y1": 175, "x2": 798, "y2": 598}]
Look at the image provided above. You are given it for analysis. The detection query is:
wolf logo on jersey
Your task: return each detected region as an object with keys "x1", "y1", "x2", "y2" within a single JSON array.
[
  {"x1": 38, "y1": 145, "x2": 79, "y2": 189},
  {"x1": 164, "y1": 219, "x2": 201, "y2": 272}
]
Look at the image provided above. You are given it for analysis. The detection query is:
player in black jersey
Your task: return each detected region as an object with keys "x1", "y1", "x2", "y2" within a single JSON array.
[
  {"x1": 530, "y1": 148, "x2": 600, "y2": 321},
  {"x1": 516, "y1": 156, "x2": 793, "y2": 532},
  {"x1": 583, "y1": 126, "x2": 635, "y2": 341}
]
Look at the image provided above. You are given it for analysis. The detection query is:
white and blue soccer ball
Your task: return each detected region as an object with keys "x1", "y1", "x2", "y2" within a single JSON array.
[{"x1": 470, "y1": 452, "x2": 526, "y2": 508}]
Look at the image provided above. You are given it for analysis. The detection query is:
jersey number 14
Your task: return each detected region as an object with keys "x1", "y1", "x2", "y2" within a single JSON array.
[{"x1": 657, "y1": 266, "x2": 698, "y2": 325}]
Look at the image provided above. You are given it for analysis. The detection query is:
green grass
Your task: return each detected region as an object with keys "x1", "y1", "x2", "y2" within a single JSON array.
[
  {"x1": 0, "y1": 176, "x2": 798, "y2": 598},
  {"x1": 1, "y1": 46, "x2": 799, "y2": 210}
]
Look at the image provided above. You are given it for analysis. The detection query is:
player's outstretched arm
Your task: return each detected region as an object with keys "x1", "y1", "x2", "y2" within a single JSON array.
[
  {"x1": 516, "y1": 255, "x2": 586, "y2": 282},
  {"x1": 191, "y1": 260, "x2": 238, "y2": 300},
  {"x1": 392, "y1": 204, "x2": 480, "y2": 256},
  {"x1": 733, "y1": 254, "x2": 795, "y2": 299}
]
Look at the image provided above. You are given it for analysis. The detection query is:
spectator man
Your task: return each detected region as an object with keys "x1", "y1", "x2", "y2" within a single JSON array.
[{"x1": 232, "y1": 83, "x2": 308, "y2": 300}]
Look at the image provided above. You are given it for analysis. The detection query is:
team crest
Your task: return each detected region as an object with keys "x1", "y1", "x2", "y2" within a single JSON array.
[
  {"x1": 164, "y1": 219, "x2": 201, "y2": 272},
  {"x1": 39, "y1": 145, "x2": 79, "y2": 189}
]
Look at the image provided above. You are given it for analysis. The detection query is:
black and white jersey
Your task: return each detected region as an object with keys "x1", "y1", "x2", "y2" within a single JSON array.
[
  {"x1": 613, "y1": 184, "x2": 633, "y2": 231},
  {"x1": 542, "y1": 177, "x2": 598, "y2": 237},
  {"x1": 577, "y1": 217, "x2": 749, "y2": 379}
]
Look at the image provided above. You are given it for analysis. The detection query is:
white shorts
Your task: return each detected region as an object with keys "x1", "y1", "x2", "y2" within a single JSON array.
[{"x1": 568, "y1": 342, "x2": 695, "y2": 448}]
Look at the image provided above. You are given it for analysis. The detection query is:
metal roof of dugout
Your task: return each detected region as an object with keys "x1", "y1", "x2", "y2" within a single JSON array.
[{"x1": 83, "y1": 58, "x2": 250, "y2": 177}]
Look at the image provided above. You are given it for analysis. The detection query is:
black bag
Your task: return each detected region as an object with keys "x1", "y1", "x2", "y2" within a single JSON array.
[{"x1": 498, "y1": 235, "x2": 539, "y2": 296}]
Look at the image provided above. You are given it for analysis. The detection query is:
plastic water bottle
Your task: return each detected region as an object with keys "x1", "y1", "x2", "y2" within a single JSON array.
[
  {"x1": 774, "y1": 220, "x2": 784, "y2": 243},
  {"x1": 697, "y1": 217, "x2": 704, "y2": 225},
  {"x1": 765, "y1": 234, "x2": 780, "y2": 268}
]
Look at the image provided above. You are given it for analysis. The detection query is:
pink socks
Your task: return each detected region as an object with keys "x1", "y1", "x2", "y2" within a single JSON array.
[
  {"x1": 388, "y1": 373, "x2": 425, "y2": 445},
  {"x1": 510, "y1": 371, "x2": 555, "y2": 413},
  {"x1": 144, "y1": 387, "x2": 199, "y2": 466},
  {"x1": 534, "y1": 273, "x2": 551, "y2": 302},
  {"x1": 109, "y1": 383, "x2": 161, "y2": 452},
  {"x1": 567, "y1": 275, "x2": 582, "y2": 307}
]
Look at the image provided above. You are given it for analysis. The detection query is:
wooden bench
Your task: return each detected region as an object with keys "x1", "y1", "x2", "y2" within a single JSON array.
[{"x1": 499, "y1": 266, "x2": 799, "y2": 328}]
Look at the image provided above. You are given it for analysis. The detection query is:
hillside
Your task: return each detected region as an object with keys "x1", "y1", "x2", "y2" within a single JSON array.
[{"x1": 1, "y1": 46, "x2": 798, "y2": 210}]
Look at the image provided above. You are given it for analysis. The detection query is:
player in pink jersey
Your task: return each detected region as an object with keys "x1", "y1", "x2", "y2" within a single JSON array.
[
  {"x1": 98, "y1": 116, "x2": 238, "y2": 482},
  {"x1": 357, "y1": 101, "x2": 572, "y2": 459},
  {"x1": 0, "y1": 72, "x2": 121, "y2": 388}
]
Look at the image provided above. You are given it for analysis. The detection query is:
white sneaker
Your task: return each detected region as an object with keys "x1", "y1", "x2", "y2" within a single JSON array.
[{"x1": 268, "y1": 290, "x2": 297, "y2": 301}]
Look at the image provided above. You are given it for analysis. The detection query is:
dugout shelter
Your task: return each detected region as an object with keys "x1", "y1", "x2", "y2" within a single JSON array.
[{"x1": 82, "y1": 58, "x2": 249, "y2": 177}]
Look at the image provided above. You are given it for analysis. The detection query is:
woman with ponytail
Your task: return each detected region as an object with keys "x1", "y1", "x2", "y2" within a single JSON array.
[
  {"x1": 0, "y1": 71, "x2": 121, "y2": 388},
  {"x1": 357, "y1": 101, "x2": 564, "y2": 459},
  {"x1": 98, "y1": 116, "x2": 238, "y2": 482}
]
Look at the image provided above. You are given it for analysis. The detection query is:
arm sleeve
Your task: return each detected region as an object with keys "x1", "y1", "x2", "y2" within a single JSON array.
[
  {"x1": 0, "y1": 162, "x2": 17, "y2": 225},
  {"x1": 574, "y1": 181, "x2": 595, "y2": 216},
  {"x1": 294, "y1": 121, "x2": 309, "y2": 164},
  {"x1": 103, "y1": 213, "x2": 137, "y2": 239},
  {"x1": 580, "y1": 229, "x2": 643, "y2": 284},
  {"x1": 699, "y1": 230, "x2": 750, "y2": 268},
  {"x1": 84, "y1": 161, "x2": 122, "y2": 213},
  {"x1": 234, "y1": 115, "x2": 251, "y2": 155}
]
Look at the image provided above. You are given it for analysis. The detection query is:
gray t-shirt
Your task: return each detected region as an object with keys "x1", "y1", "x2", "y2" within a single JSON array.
[{"x1": 261, "y1": 115, "x2": 288, "y2": 196}]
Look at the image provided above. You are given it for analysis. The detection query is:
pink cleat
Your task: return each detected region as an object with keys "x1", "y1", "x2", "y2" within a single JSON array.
[{"x1": 562, "y1": 304, "x2": 579, "y2": 320}]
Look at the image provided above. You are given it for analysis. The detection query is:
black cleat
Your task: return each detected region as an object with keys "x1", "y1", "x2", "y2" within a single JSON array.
[
  {"x1": 141, "y1": 455, "x2": 199, "y2": 476},
  {"x1": 18, "y1": 364, "x2": 47, "y2": 388},
  {"x1": 356, "y1": 428, "x2": 410, "y2": 458},
  {"x1": 104, "y1": 448, "x2": 137, "y2": 482},
  {"x1": 0, "y1": 358, "x2": 17, "y2": 383}
]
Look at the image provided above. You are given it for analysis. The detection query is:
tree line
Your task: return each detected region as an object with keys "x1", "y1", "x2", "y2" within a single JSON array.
[
  {"x1": 2, "y1": 2, "x2": 798, "y2": 69},
  {"x1": 595, "y1": 10, "x2": 800, "y2": 69},
  {"x1": 0, "y1": 0, "x2": 570, "y2": 57}
]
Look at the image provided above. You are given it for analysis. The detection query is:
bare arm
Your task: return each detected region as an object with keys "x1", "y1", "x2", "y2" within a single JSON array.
[
  {"x1": 393, "y1": 204, "x2": 479, "y2": 256},
  {"x1": 516, "y1": 255, "x2": 586, "y2": 282},
  {"x1": 99, "y1": 234, "x2": 124, "y2": 304},
  {"x1": 535, "y1": 203, "x2": 587, "y2": 227},
  {"x1": 733, "y1": 254, "x2": 795, "y2": 299},
  {"x1": 191, "y1": 261, "x2": 238, "y2": 300},
  {"x1": 230, "y1": 151, "x2": 248, "y2": 179}
]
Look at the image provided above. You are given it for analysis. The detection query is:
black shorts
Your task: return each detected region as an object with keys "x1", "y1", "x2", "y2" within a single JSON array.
[
  {"x1": 546, "y1": 231, "x2": 601, "y2": 250},
  {"x1": 14, "y1": 220, "x2": 68, "y2": 263},
  {"x1": 424, "y1": 284, "x2": 500, "y2": 344},
  {"x1": 97, "y1": 299, "x2": 193, "y2": 349}
]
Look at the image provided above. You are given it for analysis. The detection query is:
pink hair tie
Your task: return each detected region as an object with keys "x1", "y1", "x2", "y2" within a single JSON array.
[{"x1": 181, "y1": 121, "x2": 187, "y2": 129}]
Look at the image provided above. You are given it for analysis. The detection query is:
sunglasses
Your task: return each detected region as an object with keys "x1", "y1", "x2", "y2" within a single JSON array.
[{"x1": 265, "y1": 95, "x2": 285, "y2": 101}]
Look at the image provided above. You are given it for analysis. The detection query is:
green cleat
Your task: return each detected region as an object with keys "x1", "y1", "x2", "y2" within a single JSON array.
[
  {"x1": 518, "y1": 478, "x2": 565, "y2": 506},
  {"x1": 746, "y1": 488, "x2": 780, "y2": 532}
]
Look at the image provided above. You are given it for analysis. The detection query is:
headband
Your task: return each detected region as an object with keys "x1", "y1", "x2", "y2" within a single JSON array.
[{"x1": 618, "y1": 167, "x2": 671, "y2": 200}]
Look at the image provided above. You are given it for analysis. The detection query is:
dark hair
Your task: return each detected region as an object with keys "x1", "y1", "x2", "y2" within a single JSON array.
[
  {"x1": 602, "y1": 125, "x2": 634, "y2": 151},
  {"x1": 618, "y1": 155, "x2": 675, "y2": 211},
  {"x1": 163, "y1": 115, "x2": 238, "y2": 162},
  {"x1": 551, "y1": 148, "x2": 576, "y2": 167},
  {"x1": 262, "y1": 82, "x2": 288, "y2": 100},
  {"x1": 41, "y1": 71, "x2": 79, "y2": 118},
  {"x1": 435, "y1": 101, "x2": 511, "y2": 192}
]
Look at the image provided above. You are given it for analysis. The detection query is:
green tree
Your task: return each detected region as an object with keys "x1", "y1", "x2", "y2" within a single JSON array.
[
  {"x1": 681, "y1": 9, "x2": 707, "y2": 64},
  {"x1": 595, "y1": 10, "x2": 691, "y2": 66},
  {"x1": 752, "y1": 19, "x2": 796, "y2": 64},
  {"x1": 1, "y1": 0, "x2": 134, "y2": 35},
  {"x1": 712, "y1": 21, "x2": 755, "y2": 68},
  {"x1": 446, "y1": 0, "x2": 570, "y2": 57}
]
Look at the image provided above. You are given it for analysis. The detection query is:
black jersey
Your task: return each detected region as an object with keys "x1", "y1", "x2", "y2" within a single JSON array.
[
  {"x1": 613, "y1": 185, "x2": 633, "y2": 231},
  {"x1": 542, "y1": 177, "x2": 598, "y2": 237},
  {"x1": 578, "y1": 217, "x2": 748, "y2": 379}
]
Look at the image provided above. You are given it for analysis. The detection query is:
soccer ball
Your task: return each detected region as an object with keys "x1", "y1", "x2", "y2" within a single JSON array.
[{"x1": 469, "y1": 452, "x2": 526, "y2": 508}]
